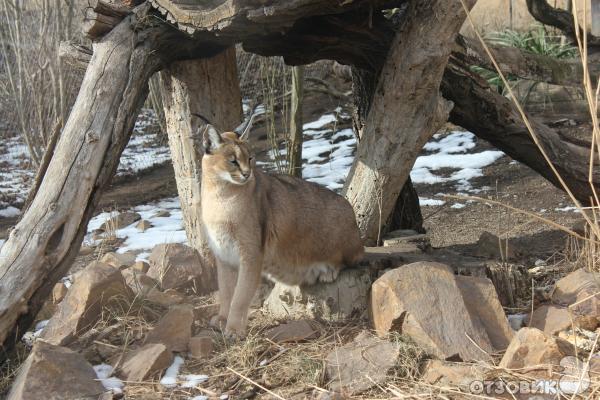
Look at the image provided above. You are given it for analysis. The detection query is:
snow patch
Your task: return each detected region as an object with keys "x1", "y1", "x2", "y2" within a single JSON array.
[
  {"x1": 411, "y1": 131, "x2": 505, "y2": 192},
  {"x1": 0, "y1": 206, "x2": 20, "y2": 218},
  {"x1": 93, "y1": 364, "x2": 124, "y2": 394},
  {"x1": 419, "y1": 197, "x2": 446, "y2": 206}
]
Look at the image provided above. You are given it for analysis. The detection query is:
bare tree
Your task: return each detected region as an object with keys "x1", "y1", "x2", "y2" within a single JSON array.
[
  {"x1": 0, "y1": 0, "x2": 82, "y2": 165},
  {"x1": 287, "y1": 65, "x2": 304, "y2": 177}
]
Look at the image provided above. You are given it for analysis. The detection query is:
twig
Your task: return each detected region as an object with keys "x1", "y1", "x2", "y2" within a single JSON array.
[{"x1": 226, "y1": 367, "x2": 286, "y2": 400}]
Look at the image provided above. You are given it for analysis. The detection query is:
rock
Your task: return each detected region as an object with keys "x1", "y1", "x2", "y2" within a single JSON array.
[
  {"x1": 455, "y1": 275, "x2": 514, "y2": 351},
  {"x1": 189, "y1": 335, "x2": 214, "y2": 359},
  {"x1": 264, "y1": 266, "x2": 376, "y2": 321},
  {"x1": 8, "y1": 341, "x2": 104, "y2": 400},
  {"x1": 507, "y1": 313, "x2": 528, "y2": 331},
  {"x1": 382, "y1": 229, "x2": 428, "y2": 251},
  {"x1": 552, "y1": 269, "x2": 600, "y2": 316},
  {"x1": 575, "y1": 315, "x2": 599, "y2": 331},
  {"x1": 132, "y1": 260, "x2": 150, "y2": 273},
  {"x1": 101, "y1": 252, "x2": 136, "y2": 270},
  {"x1": 571, "y1": 219, "x2": 588, "y2": 236},
  {"x1": 370, "y1": 262, "x2": 493, "y2": 361},
  {"x1": 325, "y1": 331, "x2": 399, "y2": 394},
  {"x1": 136, "y1": 219, "x2": 152, "y2": 231},
  {"x1": 147, "y1": 243, "x2": 217, "y2": 293},
  {"x1": 80, "y1": 245, "x2": 95, "y2": 256},
  {"x1": 265, "y1": 320, "x2": 319, "y2": 343},
  {"x1": 152, "y1": 210, "x2": 171, "y2": 218},
  {"x1": 263, "y1": 247, "x2": 488, "y2": 321},
  {"x1": 51, "y1": 282, "x2": 68, "y2": 304},
  {"x1": 421, "y1": 359, "x2": 485, "y2": 389},
  {"x1": 100, "y1": 211, "x2": 141, "y2": 231},
  {"x1": 145, "y1": 288, "x2": 186, "y2": 308},
  {"x1": 145, "y1": 304, "x2": 194, "y2": 352},
  {"x1": 475, "y1": 231, "x2": 518, "y2": 260},
  {"x1": 118, "y1": 343, "x2": 172, "y2": 382},
  {"x1": 499, "y1": 328, "x2": 575, "y2": 373},
  {"x1": 122, "y1": 268, "x2": 159, "y2": 294},
  {"x1": 41, "y1": 261, "x2": 133, "y2": 346},
  {"x1": 529, "y1": 305, "x2": 572, "y2": 335}
]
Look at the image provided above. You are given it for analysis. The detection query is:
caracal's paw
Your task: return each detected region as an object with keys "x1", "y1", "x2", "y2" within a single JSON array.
[
  {"x1": 209, "y1": 315, "x2": 227, "y2": 331},
  {"x1": 224, "y1": 323, "x2": 246, "y2": 341}
]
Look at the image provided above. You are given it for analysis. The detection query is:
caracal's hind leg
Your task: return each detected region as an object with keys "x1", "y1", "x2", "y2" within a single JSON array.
[
  {"x1": 210, "y1": 260, "x2": 238, "y2": 330},
  {"x1": 225, "y1": 252, "x2": 263, "y2": 338}
]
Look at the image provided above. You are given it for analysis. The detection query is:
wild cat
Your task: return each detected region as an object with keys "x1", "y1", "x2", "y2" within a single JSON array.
[{"x1": 200, "y1": 123, "x2": 364, "y2": 337}]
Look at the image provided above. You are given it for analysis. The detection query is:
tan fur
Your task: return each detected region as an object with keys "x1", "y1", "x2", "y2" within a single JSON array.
[{"x1": 201, "y1": 129, "x2": 363, "y2": 336}]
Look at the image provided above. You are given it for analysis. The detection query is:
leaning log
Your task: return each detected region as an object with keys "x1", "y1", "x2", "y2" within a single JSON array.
[
  {"x1": 159, "y1": 48, "x2": 242, "y2": 285},
  {"x1": 0, "y1": 4, "x2": 217, "y2": 352},
  {"x1": 442, "y1": 56, "x2": 600, "y2": 204},
  {"x1": 342, "y1": 0, "x2": 474, "y2": 245}
]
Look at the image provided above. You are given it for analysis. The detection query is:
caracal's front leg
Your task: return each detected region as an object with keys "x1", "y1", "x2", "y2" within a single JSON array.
[
  {"x1": 210, "y1": 259, "x2": 238, "y2": 330},
  {"x1": 225, "y1": 251, "x2": 263, "y2": 338}
]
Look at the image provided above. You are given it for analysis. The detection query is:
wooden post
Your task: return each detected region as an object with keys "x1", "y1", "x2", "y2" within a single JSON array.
[
  {"x1": 288, "y1": 65, "x2": 304, "y2": 177},
  {"x1": 342, "y1": 0, "x2": 475, "y2": 245},
  {"x1": 159, "y1": 48, "x2": 242, "y2": 271}
]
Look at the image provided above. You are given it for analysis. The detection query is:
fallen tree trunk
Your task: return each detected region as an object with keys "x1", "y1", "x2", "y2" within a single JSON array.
[
  {"x1": 0, "y1": 5, "x2": 218, "y2": 352},
  {"x1": 159, "y1": 48, "x2": 242, "y2": 284},
  {"x1": 454, "y1": 35, "x2": 600, "y2": 88},
  {"x1": 343, "y1": 0, "x2": 473, "y2": 245},
  {"x1": 442, "y1": 56, "x2": 600, "y2": 204}
]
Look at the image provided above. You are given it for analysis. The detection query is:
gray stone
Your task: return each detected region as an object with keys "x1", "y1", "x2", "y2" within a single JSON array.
[
  {"x1": 100, "y1": 211, "x2": 141, "y2": 231},
  {"x1": 325, "y1": 331, "x2": 399, "y2": 394}
]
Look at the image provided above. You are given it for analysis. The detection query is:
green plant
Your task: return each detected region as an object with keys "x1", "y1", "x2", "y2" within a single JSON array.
[
  {"x1": 472, "y1": 25, "x2": 578, "y2": 97},
  {"x1": 486, "y1": 24, "x2": 577, "y2": 59}
]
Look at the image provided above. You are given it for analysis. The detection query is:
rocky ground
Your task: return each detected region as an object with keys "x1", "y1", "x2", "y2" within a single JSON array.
[{"x1": 1, "y1": 77, "x2": 598, "y2": 399}]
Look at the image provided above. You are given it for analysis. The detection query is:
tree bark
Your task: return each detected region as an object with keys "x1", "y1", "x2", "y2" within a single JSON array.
[
  {"x1": 0, "y1": 4, "x2": 218, "y2": 352},
  {"x1": 442, "y1": 56, "x2": 600, "y2": 204},
  {"x1": 526, "y1": 0, "x2": 600, "y2": 46},
  {"x1": 288, "y1": 65, "x2": 304, "y2": 178},
  {"x1": 343, "y1": 0, "x2": 473, "y2": 246},
  {"x1": 351, "y1": 67, "x2": 424, "y2": 235},
  {"x1": 159, "y1": 49, "x2": 242, "y2": 284}
]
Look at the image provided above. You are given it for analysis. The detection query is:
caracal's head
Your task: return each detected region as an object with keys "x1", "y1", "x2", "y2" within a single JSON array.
[{"x1": 202, "y1": 125, "x2": 255, "y2": 186}]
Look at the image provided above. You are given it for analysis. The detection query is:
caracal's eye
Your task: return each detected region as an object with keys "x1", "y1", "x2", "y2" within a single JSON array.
[{"x1": 229, "y1": 158, "x2": 239, "y2": 167}]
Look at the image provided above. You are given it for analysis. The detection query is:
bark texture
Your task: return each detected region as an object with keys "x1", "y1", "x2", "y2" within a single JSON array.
[
  {"x1": 159, "y1": 48, "x2": 242, "y2": 274},
  {"x1": 288, "y1": 65, "x2": 304, "y2": 177},
  {"x1": 0, "y1": 5, "x2": 220, "y2": 351},
  {"x1": 343, "y1": 0, "x2": 473, "y2": 245}
]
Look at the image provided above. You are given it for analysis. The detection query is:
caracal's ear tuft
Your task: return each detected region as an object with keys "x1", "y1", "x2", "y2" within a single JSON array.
[{"x1": 202, "y1": 124, "x2": 222, "y2": 154}]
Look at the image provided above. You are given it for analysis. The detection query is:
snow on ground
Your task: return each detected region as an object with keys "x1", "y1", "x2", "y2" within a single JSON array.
[
  {"x1": 266, "y1": 110, "x2": 356, "y2": 191},
  {"x1": 85, "y1": 197, "x2": 187, "y2": 260},
  {"x1": 93, "y1": 364, "x2": 124, "y2": 394},
  {"x1": 160, "y1": 356, "x2": 209, "y2": 389},
  {"x1": 410, "y1": 131, "x2": 505, "y2": 193},
  {"x1": 0, "y1": 108, "x2": 168, "y2": 214}
]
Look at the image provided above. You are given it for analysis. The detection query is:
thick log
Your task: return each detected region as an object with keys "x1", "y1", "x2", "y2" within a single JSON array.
[
  {"x1": 83, "y1": 9, "x2": 123, "y2": 39},
  {"x1": 342, "y1": 0, "x2": 473, "y2": 245},
  {"x1": 159, "y1": 48, "x2": 242, "y2": 281},
  {"x1": 454, "y1": 35, "x2": 600, "y2": 88},
  {"x1": 442, "y1": 56, "x2": 600, "y2": 204},
  {"x1": 89, "y1": 0, "x2": 132, "y2": 18},
  {"x1": 351, "y1": 66, "x2": 424, "y2": 235},
  {"x1": 0, "y1": 4, "x2": 219, "y2": 352}
]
